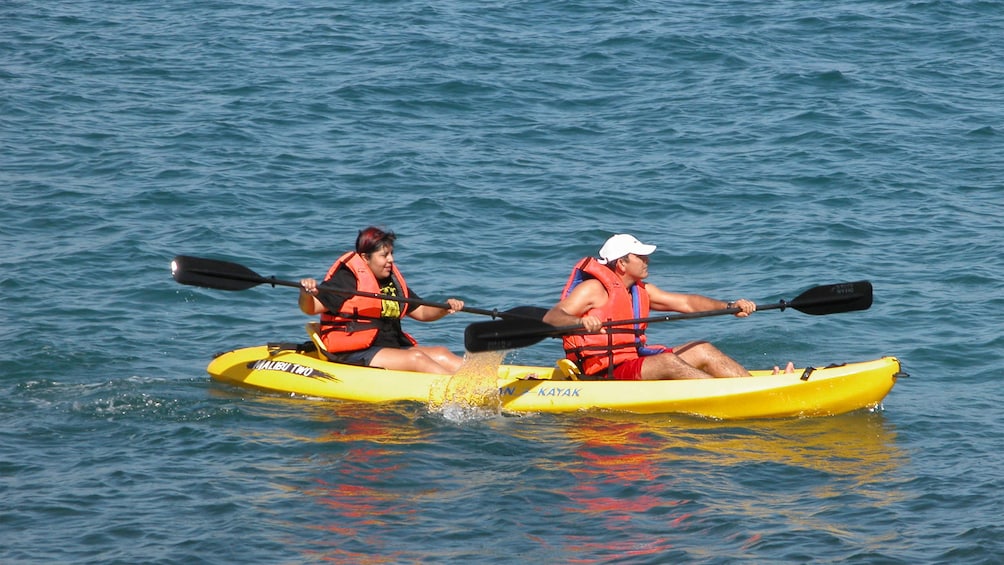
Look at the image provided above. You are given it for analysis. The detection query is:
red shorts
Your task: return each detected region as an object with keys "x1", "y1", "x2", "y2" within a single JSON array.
[
  {"x1": 610, "y1": 346, "x2": 672, "y2": 381},
  {"x1": 611, "y1": 357, "x2": 647, "y2": 380}
]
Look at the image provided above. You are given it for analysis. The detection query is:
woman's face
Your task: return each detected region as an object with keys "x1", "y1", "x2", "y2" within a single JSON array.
[{"x1": 363, "y1": 244, "x2": 394, "y2": 279}]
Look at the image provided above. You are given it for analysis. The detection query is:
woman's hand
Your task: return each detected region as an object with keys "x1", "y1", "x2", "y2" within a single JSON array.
[{"x1": 300, "y1": 278, "x2": 318, "y2": 296}]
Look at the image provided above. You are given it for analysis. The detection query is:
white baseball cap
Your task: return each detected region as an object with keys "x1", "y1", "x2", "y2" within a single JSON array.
[{"x1": 597, "y1": 234, "x2": 657, "y2": 265}]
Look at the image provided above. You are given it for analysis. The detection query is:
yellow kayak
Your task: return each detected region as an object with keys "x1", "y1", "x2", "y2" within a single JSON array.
[{"x1": 207, "y1": 337, "x2": 902, "y2": 420}]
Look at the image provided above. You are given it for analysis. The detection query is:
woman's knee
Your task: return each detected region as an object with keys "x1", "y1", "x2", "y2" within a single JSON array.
[
  {"x1": 374, "y1": 348, "x2": 432, "y2": 369},
  {"x1": 426, "y1": 346, "x2": 458, "y2": 361}
]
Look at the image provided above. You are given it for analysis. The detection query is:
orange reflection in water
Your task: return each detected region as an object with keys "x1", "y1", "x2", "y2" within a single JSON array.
[
  {"x1": 556, "y1": 417, "x2": 686, "y2": 560},
  {"x1": 543, "y1": 411, "x2": 906, "y2": 562},
  {"x1": 300, "y1": 407, "x2": 423, "y2": 565}
]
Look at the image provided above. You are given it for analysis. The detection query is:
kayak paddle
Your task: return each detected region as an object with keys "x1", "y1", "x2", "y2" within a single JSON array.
[
  {"x1": 463, "y1": 281, "x2": 873, "y2": 352},
  {"x1": 170, "y1": 255, "x2": 548, "y2": 321}
]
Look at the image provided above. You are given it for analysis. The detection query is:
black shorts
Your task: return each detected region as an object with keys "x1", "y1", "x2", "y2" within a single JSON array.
[{"x1": 329, "y1": 345, "x2": 412, "y2": 367}]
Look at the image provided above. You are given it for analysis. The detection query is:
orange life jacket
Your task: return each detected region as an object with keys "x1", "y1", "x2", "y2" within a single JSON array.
[
  {"x1": 319, "y1": 251, "x2": 417, "y2": 353},
  {"x1": 560, "y1": 257, "x2": 652, "y2": 378}
]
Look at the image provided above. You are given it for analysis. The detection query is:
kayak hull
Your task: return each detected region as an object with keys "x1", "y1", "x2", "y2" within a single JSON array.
[{"x1": 207, "y1": 345, "x2": 901, "y2": 419}]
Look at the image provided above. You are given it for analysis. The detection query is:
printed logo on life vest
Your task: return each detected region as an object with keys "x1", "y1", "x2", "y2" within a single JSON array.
[
  {"x1": 248, "y1": 359, "x2": 337, "y2": 381},
  {"x1": 499, "y1": 385, "x2": 580, "y2": 397}
]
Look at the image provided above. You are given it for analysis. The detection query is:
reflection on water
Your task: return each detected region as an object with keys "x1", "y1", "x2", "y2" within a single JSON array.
[
  {"x1": 538, "y1": 411, "x2": 909, "y2": 561},
  {"x1": 303, "y1": 447, "x2": 415, "y2": 564},
  {"x1": 555, "y1": 411, "x2": 907, "y2": 479},
  {"x1": 554, "y1": 417, "x2": 684, "y2": 560},
  {"x1": 303, "y1": 404, "x2": 430, "y2": 564},
  {"x1": 214, "y1": 382, "x2": 910, "y2": 563}
]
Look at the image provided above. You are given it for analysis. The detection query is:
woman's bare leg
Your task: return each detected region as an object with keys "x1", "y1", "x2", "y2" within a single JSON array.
[
  {"x1": 370, "y1": 347, "x2": 460, "y2": 374},
  {"x1": 419, "y1": 346, "x2": 464, "y2": 373}
]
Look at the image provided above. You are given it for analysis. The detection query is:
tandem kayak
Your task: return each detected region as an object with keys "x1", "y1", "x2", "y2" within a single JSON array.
[{"x1": 207, "y1": 336, "x2": 903, "y2": 420}]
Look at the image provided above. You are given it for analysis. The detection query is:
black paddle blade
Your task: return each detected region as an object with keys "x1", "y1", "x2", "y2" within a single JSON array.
[
  {"x1": 171, "y1": 255, "x2": 267, "y2": 291},
  {"x1": 789, "y1": 280, "x2": 872, "y2": 315},
  {"x1": 499, "y1": 306, "x2": 550, "y2": 321},
  {"x1": 464, "y1": 317, "x2": 557, "y2": 352}
]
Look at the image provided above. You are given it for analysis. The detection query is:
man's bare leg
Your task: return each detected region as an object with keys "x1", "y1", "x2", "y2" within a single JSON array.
[{"x1": 673, "y1": 341, "x2": 751, "y2": 378}]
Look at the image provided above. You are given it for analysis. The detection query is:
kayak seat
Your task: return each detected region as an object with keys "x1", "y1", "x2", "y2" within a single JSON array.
[
  {"x1": 555, "y1": 358, "x2": 581, "y2": 381},
  {"x1": 305, "y1": 322, "x2": 333, "y2": 360}
]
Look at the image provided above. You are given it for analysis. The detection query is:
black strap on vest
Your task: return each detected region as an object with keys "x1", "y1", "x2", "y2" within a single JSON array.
[{"x1": 567, "y1": 326, "x2": 644, "y2": 380}]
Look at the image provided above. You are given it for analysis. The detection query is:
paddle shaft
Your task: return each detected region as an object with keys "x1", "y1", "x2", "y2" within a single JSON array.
[
  {"x1": 575, "y1": 289, "x2": 863, "y2": 330},
  {"x1": 463, "y1": 280, "x2": 873, "y2": 352},
  {"x1": 530, "y1": 299, "x2": 791, "y2": 338},
  {"x1": 171, "y1": 254, "x2": 545, "y2": 320},
  {"x1": 300, "y1": 276, "x2": 502, "y2": 317}
]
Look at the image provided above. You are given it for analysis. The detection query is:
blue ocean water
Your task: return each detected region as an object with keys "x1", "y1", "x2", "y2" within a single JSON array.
[{"x1": 2, "y1": 0, "x2": 1003, "y2": 562}]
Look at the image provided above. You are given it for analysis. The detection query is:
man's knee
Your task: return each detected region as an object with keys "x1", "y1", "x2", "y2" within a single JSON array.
[{"x1": 672, "y1": 340, "x2": 712, "y2": 356}]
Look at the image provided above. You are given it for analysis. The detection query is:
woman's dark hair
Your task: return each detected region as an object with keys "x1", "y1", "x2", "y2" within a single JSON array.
[{"x1": 356, "y1": 226, "x2": 396, "y2": 254}]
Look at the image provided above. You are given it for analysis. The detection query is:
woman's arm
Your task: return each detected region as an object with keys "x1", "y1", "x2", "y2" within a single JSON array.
[
  {"x1": 409, "y1": 298, "x2": 464, "y2": 322},
  {"x1": 298, "y1": 278, "x2": 326, "y2": 315}
]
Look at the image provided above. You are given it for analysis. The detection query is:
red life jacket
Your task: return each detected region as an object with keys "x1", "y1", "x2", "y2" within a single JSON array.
[
  {"x1": 319, "y1": 251, "x2": 417, "y2": 353},
  {"x1": 560, "y1": 257, "x2": 651, "y2": 378}
]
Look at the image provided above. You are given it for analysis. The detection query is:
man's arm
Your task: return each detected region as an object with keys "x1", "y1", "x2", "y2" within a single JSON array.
[
  {"x1": 646, "y1": 282, "x2": 754, "y2": 316},
  {"x1": 542, "y1": 279, "x2": 607, "y2": 332}
]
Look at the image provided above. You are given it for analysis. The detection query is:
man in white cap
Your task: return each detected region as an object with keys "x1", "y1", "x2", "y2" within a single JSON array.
[{"x1": 542, "y1": 233, "x2": 763, "y2": 380}]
